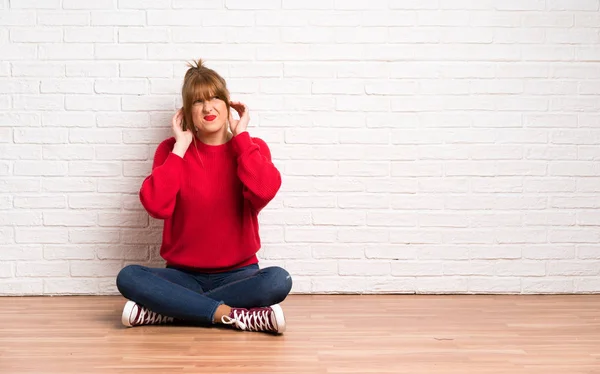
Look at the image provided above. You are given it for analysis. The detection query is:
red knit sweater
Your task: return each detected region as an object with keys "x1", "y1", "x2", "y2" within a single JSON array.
[{"x1": 139, "y1": 131, "x2": 281, "y2": 273}]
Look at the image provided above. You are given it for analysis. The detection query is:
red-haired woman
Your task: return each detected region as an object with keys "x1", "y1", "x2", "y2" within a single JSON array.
[{"x1": 116, "y1": 59, "x2": 291, "y2": 335}]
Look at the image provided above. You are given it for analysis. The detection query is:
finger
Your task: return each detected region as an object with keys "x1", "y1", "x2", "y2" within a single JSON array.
[{"x1": 231, "y1": 105, "x2": 242, "y2": 117}]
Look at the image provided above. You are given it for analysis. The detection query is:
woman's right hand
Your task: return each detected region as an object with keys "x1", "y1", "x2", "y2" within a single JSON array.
[{"x1": 171, "y1": 108, "x2": 193, "y2": 157}]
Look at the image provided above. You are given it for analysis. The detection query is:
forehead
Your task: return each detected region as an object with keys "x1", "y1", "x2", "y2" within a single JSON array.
[{"x1": 191, "y1": 81, "x2": 216, "y2": 100}]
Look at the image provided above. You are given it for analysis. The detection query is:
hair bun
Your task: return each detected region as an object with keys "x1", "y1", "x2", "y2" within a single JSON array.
[{"x1": 187, "y1": 59, "x2": 205, "y2": 69}]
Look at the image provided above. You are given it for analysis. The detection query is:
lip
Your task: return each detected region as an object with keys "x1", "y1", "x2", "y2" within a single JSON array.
[{"x1": 204, "y1": 115, "x2": 217, "y2": 121}]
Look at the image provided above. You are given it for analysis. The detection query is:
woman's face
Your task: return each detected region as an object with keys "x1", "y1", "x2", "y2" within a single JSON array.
[{"x1": 191, "y1": 94, "x2": 229, "y2": 134}]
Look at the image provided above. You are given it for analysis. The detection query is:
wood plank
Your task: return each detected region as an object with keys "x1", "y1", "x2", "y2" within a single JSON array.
[{"x1": 0, "y1": 295, "x2": 598, "y2": 373}]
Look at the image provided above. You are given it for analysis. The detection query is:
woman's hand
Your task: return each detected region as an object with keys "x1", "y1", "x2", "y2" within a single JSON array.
[
  {"x1": 171, "y1": 108, "x2": 193, "y2": 157},
  {"x1": 229, "y1": 101, "x2": 250, "y2": 136}
]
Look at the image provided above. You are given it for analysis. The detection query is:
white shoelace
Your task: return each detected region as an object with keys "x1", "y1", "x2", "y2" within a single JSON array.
[
  {"x1": 221, "y1": 309, "x2": 273, "y2": 332},
  {"x1": 135, "y1": 305, "x2": 173, "y2": 325}
]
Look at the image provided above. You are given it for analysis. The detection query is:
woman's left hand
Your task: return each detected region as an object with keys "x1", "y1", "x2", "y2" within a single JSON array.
[{"x1": 229, "y1": 101, "x2": 250, "y2": 136}]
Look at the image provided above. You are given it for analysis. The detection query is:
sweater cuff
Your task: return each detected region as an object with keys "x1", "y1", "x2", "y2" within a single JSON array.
[{"x1": 231, "y1": 131, "x2": 253, "y2": 155}]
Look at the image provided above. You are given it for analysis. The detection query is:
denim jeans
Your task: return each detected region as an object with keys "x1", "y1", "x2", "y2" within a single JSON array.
[{"x1": 116, "y1": 263, "x2": 293, "y2": 325}]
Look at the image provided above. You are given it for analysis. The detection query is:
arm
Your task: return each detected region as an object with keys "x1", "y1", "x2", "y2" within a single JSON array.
[
  {"x1": 139, "y1": 138, "x2": 184, "y2": 219},
  {"x1": 231, "y1": 132, "x2": 282, "y2": 213}
]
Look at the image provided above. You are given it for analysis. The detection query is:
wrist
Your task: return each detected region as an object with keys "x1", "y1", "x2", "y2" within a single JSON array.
[{"x1": 172, "y1": 142, "x2": 188, "y2": 157}]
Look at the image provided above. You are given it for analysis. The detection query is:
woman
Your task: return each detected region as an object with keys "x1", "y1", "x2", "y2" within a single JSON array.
[{"x1": 116, "y1": 59, "x2": 292, "y2": 334}]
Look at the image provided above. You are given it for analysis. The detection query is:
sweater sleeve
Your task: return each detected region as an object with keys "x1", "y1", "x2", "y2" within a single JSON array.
[
  {"x1": 231, "y1": 131, "x2": 282, "y2": 213},
  {"x1": 139, "y1": 138, "x2": 183, "y2": 219}
]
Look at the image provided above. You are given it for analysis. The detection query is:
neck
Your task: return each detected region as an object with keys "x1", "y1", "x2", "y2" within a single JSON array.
[{"x1": 196, "y1": 127, "x2": 231, "y2": 146}]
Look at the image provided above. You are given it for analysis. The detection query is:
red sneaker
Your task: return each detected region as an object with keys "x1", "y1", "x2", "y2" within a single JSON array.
[
  {"x1": 121, "y1": 300, "x2": 174, "y2": 327},
  {"x1": 221, "y1": 304, "x2": 286, "y2": 334}
]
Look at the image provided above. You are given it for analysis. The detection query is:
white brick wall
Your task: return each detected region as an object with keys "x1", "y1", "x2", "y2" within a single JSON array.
[{"x1": 1, "y1": 0, "x2": 599, "y2": 295}]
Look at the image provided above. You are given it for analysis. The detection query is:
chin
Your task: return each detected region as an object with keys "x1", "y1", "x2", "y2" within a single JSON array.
[{"x1": 198, "y1": 122, "x2": 227, "y2": 133}]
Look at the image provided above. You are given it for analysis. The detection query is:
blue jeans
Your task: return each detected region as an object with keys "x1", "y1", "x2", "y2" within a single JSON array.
[{"x1": 116, "y1": 263, "x2": 293, "y2": 325}]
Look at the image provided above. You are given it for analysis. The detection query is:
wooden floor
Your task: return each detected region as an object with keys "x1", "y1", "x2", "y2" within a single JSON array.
[{"x1": 0, "y1": 295, "x2": 599, "y2": 374}]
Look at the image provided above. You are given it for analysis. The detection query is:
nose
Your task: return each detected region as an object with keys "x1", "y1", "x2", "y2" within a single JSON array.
[{"x1": 203, "y1": 101, "x2": 213, "y2": 113}]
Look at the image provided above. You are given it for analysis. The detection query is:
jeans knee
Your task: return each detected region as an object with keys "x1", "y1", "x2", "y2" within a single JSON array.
[
  {"x1": 116, "y1": 264, "x2": 143, "y2": 296},
  {"x1": 263, "y1": 266, "x2": 292, "y2": 303}
]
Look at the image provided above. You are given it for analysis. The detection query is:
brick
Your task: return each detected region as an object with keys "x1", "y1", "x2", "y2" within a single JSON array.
[
  {"x1": 285, "y1": 161, "x2": 336, "y2": 176},
  {"x1": 416, "y1": 277, "x2": 469, "y2": 294},
  {"x1": 122, "y1": 96, "x2": 175, "y2": 111},
  {"x1": 523, "y1": 212, "x2": 576, "y2": 226},
  {"x1": 70, "y1": 261, "x2": 123, "y2": 277},
  {"x1": 0, "y1": 145, "x2": 42, "y2": 160},
  {"x1": 41, "y1": 79, "x2": 93, "y2": 94},
  {"x1": 390, "y1": 230, "x2": 442, "y2": 244},
  {"x1": 0, "y1": 178, "x2": 40, "y2": 192},
  {"x1": 311, "y1": 277, "x2": 365, "y2": 293},
  {"x1": 495, "y1": 260, "x2": 545, "y2": 276},
  {"x1": 119, "y1": 27, "x2": 169, "y2": 43},
  {"x1": 69, "y1": 229, "x2": 120, "y2": 244},
  {"x1": 69, "y1": 129, "x2": 121, "y2": 144},
  {"x1": 96, "y1": 244, "x2": 149, "y2": 260},
  {"x1": 13, "y1": 195, "x2": 65, "y2": 209},
  {"x1": 121, "y1": 229, "x2": 162, "y2": 244},
  {"x1": 446, "y1": 196, "x2": 546, "y2": 210},
  {"x1": 338, "y1": 228, "x2": 388, "y2": 243},
  {"x1": 339, "y1": 261, "x2": 390, "y2": 276},
  {"x1": 66, "y1": 62, "x2": 118, "y2": 77},
  {"x1": 549, "y1": 229, "x2": 600, "y2": 243},
  {"x1": 285, "y1": 260, "x2": 337, "y2": 276},
  {"x1": 469, "y1": 246, "x2": 521, "y2": 260},
  {"x1": 14, "y1": 128, "x2": 68, "y2": 144},
  {"x1": 44, "y1": 278, "x2": 99, "y2": 294},
  {"x1": 120, "y1": 62, "x2": 173, "y2": 78},
  {"x1": 43, "y1": 145, "x2": 94, "y2": 160},
  {"x1": 39, "y1": 43, "x2": 94, "y2": 60},
  {"x1": 42, "y1": 177, "x2": 96, "y2": 192},
  {"x1": 547, "y1": 0, "x2": 599, "y2": 10},
  {"x1": 66, "y1": 95, "x2": 120, "y2": 111},
  {"x1": 0, "y1": 211, "x2": 41, "y2": 226},
  {"x1": 43, "y1": 211, "x2": 96, "y2": 226},
  {"x1": 64, "y1": 27, "x2": 114, "y2": 42},
  {"x1": 523, "y1": 246, "x2": 575, "y2": 259},
  {"x1": 13, "y1": 95, "x2": 64, "y2": 111},
  {"x1": 16, "y1": 261, "x2": 69, "y2": 277},
  {"x1": 42, "y1": 112, "x2": 94, "y2": 127},
  {"x1": 526, "y1": 145, "x2": 577, "y2": 161},
  {"x1": 469, "y1": 278, "x2": 521, "y2": 294},
  {"x1": 522, "y1": 278, "x2": 574, "y2": 294},
  {"x1": 285, "y1": 227, "x2": 337, "y2": 243},
  {"x1": 312, "y1": 244, "x2": 364, "y2": 259},
  {"x1": 578, "y1": 246, "x2": 600, "y2": 259},
  {"x1": 313, "y1": 210, "x2": 365, "y2": 226},
  {"x1": 91, "y1": 10, "x2": 145, "y2": 25},
  {"x1": 97, "y1": 113, "x2": 148, "y2": 128},
  {"x1": 15, "y1": 228, "x2": 68, "y2": 244},
  {"x1": 38, "y1": 11, "x2": 89, "y2": 25},
  {"x1": 551, "y1": 196, "x2": 600, "y2": 209},
  {"x1": 120, "y1": 0, "x2": 171, "y2": 8},
  {"x1": 69, "y1": 194, "x2": 122, "y2": 209},
  {"x1": 95, "y1": 44, "x2": 146, "y2": 60},
  {"x1": 44, "y1": 245, "x2": 96, "y2": 260},
  {"x1": 0, "y1": 10, "x2": 35, "y2": 25},
  {"x1": 0, "y1": 280, "x2": 43, "y2": 295},
  {"x1": 574, "y1": 279, "x2": 600, "y2": 293},
  {"x1": 10, "y1": 27, "x2": 61, "y2": 42},
  {"x1": 14, "y1": 161, "x2": 67, "y2": 176}
]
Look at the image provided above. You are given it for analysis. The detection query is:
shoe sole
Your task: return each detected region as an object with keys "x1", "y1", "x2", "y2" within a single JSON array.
[
  {"x1": 270, "y1": 304, "x2": 286, "y2": 334},
  {"x1": 121, "y1": 300, "x2": 136, "y2": 327}
]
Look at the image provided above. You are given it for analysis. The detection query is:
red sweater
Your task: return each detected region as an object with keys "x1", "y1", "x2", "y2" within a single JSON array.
[{"x1": 139, "y1": 131, "x2": 281, "y2": 273}]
